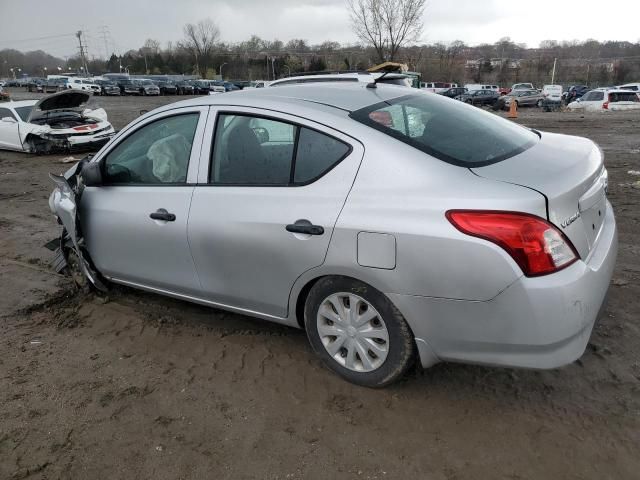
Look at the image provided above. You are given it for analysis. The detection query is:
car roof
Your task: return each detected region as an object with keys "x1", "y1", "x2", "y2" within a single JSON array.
[{"x1": 153, "y1": 83, "x2": 416, "y2": 114}]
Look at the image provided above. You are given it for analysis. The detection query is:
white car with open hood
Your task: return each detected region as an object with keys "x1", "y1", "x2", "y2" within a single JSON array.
[{"x1": 0, "y1": 90, "x2": 115, "y2": 154}]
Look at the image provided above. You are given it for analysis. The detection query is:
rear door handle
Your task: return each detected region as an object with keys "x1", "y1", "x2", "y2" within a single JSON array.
[
  {"x1": 149, "y1": 209, "x2": 176, "y2": 222},
  {"x1": 286, "y1": 221, "x2": 324, "y2": 236}
]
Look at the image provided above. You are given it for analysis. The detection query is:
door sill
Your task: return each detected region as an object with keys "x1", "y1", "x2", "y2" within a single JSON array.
[{"x1": 107, "y1": 276, "x2": 297, "y2": 327}]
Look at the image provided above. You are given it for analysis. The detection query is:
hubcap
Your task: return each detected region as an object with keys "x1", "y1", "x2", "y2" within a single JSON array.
[{"x1": 316, "y1": 293, "x2": 389, "y2": 372}]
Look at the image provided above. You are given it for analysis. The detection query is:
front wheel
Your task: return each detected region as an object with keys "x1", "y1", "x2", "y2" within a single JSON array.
[{"x1": 304, "y1": 277, "x2": 416, "y2": 387}]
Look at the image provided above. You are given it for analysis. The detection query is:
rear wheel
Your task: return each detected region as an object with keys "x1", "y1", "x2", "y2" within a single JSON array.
[{"x1": 304, "y1": 277, "x2": 416, "y2": 387}]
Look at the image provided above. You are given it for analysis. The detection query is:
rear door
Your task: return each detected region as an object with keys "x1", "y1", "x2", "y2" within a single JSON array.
[{"x1": 188, "y1": 108, "x2": 363, "y2": 318}]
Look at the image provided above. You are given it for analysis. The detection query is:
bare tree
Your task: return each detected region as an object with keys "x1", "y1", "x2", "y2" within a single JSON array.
[
  {"x1": 182, "y1": 18, "x2": 220, "y2": 76},
  {"x1": 348, "y1": 0, "x2": 427, "y2": 62}
]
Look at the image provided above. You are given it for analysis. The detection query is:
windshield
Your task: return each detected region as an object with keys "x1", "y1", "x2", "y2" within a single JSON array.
[
  {"x1": 15, "y1": 106, "x2": 33, "y2": 121},
  {"x1": 350, "y1": 93, "x2": 538, "y2": 167}
]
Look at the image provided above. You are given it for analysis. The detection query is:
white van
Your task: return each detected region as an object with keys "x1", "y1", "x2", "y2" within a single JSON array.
[
  {"x1": 464, "y1": 84, "x2": 499, "y2": 92},
  {"x1": 542, "y1": 85, "x2": 563, "y2": 102},
  {"x1": 421, "y1": 82, "x2": 458, "y2": 93}
]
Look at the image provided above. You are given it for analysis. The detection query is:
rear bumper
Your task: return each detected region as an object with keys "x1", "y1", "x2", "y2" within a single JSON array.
[{"x1": 390, "y1": 201, "x2": 618, "y2": 369}]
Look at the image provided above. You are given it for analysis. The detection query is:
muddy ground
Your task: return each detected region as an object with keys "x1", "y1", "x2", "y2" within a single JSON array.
[{"x1": 1, "y1": 89, "x2": 639, "y2": 479}]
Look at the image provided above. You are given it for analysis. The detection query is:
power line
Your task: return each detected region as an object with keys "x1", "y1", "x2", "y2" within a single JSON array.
[{"x1": 0, "y1": 32, "x2": 76, "y2": 44}]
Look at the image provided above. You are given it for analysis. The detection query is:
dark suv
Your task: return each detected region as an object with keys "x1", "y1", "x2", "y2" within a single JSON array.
[
  {"x1": 455, "y1": 89, "x2": 500, "y2": 106},
  {"x1": 563, "y1": 85, "x2": 589, "y2": 104},
  {"x1": 439, "y1": 87, "x2": 467, "y2": 98}
]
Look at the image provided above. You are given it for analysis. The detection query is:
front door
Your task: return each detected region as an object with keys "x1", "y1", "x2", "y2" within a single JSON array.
[
  {"x1": 0, "y1": 107, "x2": 22, "y2": 150},
  {"x1": 79, "y1": 107, "x2": 209, "y2": 295},
  {"x1": 188, "y1": 109, "x2": 363, "y2": 318}
]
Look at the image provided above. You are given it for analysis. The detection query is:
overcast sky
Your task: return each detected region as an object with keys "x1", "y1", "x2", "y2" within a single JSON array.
[{"x1": 2, "y1": 0, "x2": 638, "y2": 59}]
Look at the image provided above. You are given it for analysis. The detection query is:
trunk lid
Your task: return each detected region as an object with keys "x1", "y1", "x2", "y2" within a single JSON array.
[{"x1": 471, "y1": 131, "x2": 607, "y2": 258}]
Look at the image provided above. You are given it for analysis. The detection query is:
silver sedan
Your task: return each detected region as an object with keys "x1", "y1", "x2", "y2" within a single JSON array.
[{"x1": 49, "y1": 83, "x2": 617, "y2": 387}]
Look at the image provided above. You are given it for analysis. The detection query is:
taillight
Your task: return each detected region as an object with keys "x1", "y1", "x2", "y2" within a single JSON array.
[
  {"x1": 446, "y1": 211, "x2": 579, "y2": 277},
  {"x1": 603, "y1": 101, "x2": 609, "y2": 109}
]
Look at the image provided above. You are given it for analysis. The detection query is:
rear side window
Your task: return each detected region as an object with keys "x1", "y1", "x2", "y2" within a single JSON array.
[
  {"x1": 609, "y1": 92, "x2": 639, "y2": 102},
  {"x1": 351, "y1": 93, "x2": 538, "y2": 167},
  {"x1": 295, "y1": 128, "x2": 350, "y2": 183},
  {"x1": 211, "y1": 114, "x2": 350, "y2": 185}
]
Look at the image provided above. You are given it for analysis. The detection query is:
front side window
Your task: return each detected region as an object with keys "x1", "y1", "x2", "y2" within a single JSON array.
[
  {"x1": 104, "y1": 113, "x2": 199, "y2": 185},
  {"x1": 211, "y1": 114, "x2": 350, "y2": 185},
  {"x1": 351, "y1": 93, "x2": 538, "y2": 167}
]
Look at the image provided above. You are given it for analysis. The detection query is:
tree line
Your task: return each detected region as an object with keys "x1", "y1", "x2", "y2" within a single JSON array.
[{"x1": 2, "y1": 11, "x2": 639, "y2": 87}]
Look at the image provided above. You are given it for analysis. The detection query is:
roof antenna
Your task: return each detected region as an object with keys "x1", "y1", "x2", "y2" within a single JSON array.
[{"x1": 366, "y1": 70, "x2": 391, "y2": 89}]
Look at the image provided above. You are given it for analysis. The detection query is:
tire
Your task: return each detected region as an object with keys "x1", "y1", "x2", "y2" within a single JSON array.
[{"x1": 304, "y1": 276, "x2": 416, "y2": 387}]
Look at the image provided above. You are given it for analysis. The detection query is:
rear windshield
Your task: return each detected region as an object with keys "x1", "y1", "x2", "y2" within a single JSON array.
[
  {"x1": 609, "y1": 92, "x2": 639, "y2": 102},
  {"x1": 350, "y1": 93, "x2": 538, "y2": 167}
]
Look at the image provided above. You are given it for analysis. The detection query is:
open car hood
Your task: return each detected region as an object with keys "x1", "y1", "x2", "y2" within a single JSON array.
[{"x1": 27, "y1": 90, "x2": 91, "y2": 122}]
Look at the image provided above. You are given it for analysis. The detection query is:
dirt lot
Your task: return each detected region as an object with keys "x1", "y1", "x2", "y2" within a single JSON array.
[{"x1": 1, "y1": 89, "x2": 639, "y2": 479}]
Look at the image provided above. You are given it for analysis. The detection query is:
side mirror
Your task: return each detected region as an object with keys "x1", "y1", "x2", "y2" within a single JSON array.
[
  {"x1": 81, "y1": 160, "x2": 103, "y2": 187},
  {"x1": 1, "y1": 116, "x2": 17, "y2": 123}
]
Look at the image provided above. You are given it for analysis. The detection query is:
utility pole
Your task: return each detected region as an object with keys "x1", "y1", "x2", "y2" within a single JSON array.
[
  {"x1": 76, "y1": 30, "x2": 89, "y2": 76},
  {"x1": 551, "y1": 57, "x2": 557, "y2": 84}
]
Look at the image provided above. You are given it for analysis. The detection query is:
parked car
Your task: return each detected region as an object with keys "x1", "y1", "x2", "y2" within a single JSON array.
[
  {"x1": 47, "y1": 83, "x2": 617, "y2": 387},
  {"x1": 463, "y1": 84, "x2": 500, "y2": 92},
  {"x1": 563, "y1": 85, "x2": 589, "y2": 104},
  {"x1": 94, "y1": 79, "x2": 121, "y2": 96},
  {"x1": 0, "y1": 86, "x2": 9, "y2": 102},
  {"x1": 27, "y1": 78, "x2": 46, "y2": 93},
  {"x1": 136, "y1": 79, "x2": 160, "y2": 96},
  {"x1": 118, "y1": 79, "x2": 142, "y2": 96},
  {"x1": 175, "y1": 81, "x2": 195, "y2": 95},
  {"x1": 44, "y1": 78, "x2": 66, "y2": 93},
  {"x1": 156, "y1": 80, "x2": 178, "y2": 95},
  {"x1": 65, "y1": 78, "x2": 101, "y2": 95},
  {"x1": 0, "y1": 81, "x2": 5, "y2": 87},
  {"x1": 541, "y1": 84, "x2": 563, "y2": 109},
  {"x1": 191, "y1": 80, "x2": 213, "y2": 95},
  {"x1": 269, "y1": 72, "x2": 412, "y2": 88},
  {"x1": 0, "y1": 90, "x2": 115, "y2": 154},
  {"x1": 568, "y1": 89, "x2": 640, "y2": 112},
  {"x1": 495, "y1": 89, "x2": 544, "y2": 110},
  {"x1": 212, "y1": 80, "x2": 240, "y2": 92},
  {"x1": 617, "y1": 83, "x2": 640, "y2": 92},
  {"x1": 456, "y1": 89, "x2": 500, "y2": 106},
  {"x1": 510, "y1": 83, "x2": 534, "y2": 92},
  {"x1": 422, "y1": 82, "x2": 458, "y2": 93},
  {"x1": 253, "y1": 80, "x2": 271, "y2": 88},
  {"x1": 439, "y1": 87, "x2": 467, "y2": 98}
]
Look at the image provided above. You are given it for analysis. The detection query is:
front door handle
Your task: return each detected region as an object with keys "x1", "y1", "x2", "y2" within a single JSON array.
[
  {"x1": 286, "y1": 220, "x2": 324, "y2": 236},
  {"x1": 149, "y1": 208, "x2": 176, "y2": 222}
]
